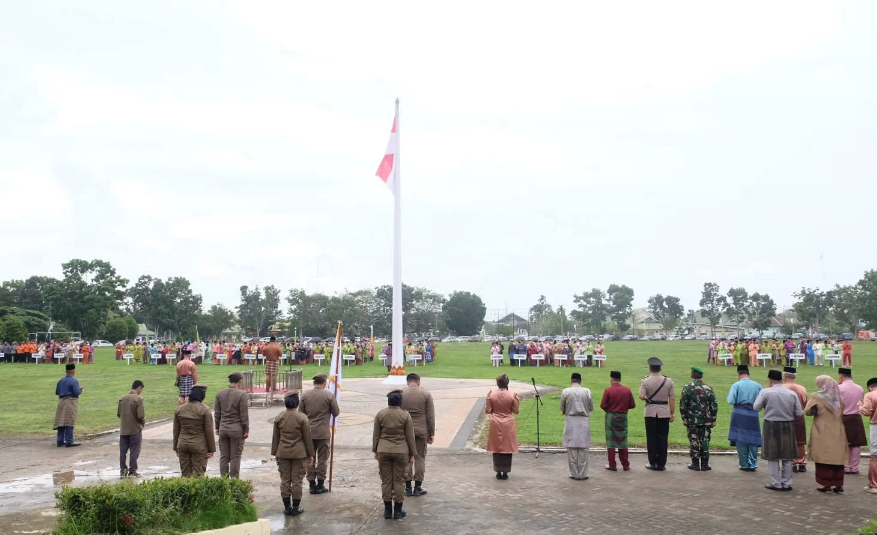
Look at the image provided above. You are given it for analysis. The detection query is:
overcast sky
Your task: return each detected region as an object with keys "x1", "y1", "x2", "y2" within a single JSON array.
[{"x1": 2, "y1": 1, "x2": 876, "y2": 319}]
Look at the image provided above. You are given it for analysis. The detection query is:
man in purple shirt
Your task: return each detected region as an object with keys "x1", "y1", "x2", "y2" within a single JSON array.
[
  {"x1": 783, "y1": 339, "x2": 796, "y2": 366},
  {"x1": 838, "y1": 368, "x2": 867, "y2": 474}
]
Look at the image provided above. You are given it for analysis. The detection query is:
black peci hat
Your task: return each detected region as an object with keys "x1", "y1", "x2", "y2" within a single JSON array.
[{"x1": 610, "y1": 370, "x2": 621, "y2": 380}]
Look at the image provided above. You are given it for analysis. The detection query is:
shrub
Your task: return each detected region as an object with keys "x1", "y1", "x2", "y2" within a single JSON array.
[{"x1": 55, "y1": 476, "x2": 257, "y2": 535}]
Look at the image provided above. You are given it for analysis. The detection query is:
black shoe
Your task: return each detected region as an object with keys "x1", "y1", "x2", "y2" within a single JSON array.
[
  {"x1": 833, "y1": 487, "x2": 844, "y2": 493},
  {"x1": 701, "y1": 459, "x2": 711, "y2": 471},
  {"x1": 66, "y1": 443, "x2": 81, "y2": 448},
  {"x1": 282, "y1": 497, "x2": 291, "y2": 513},
  {"x1": 501, "y1": 473, "x2": 509, "y2": 480},
  {"x1": 783, "y1": 486, "x2": 792, "y2": 491},
  {"x1": 496, "y1": 473, "x2": 503, "y2": 480},
  {"x1": 308, "y1": 481, "x2": 317, "y2": 495},
  {"x1": 792, "y1": 465, "x2": 799, "y2": 473},
  {"x1": 405, "y1": 481, "x2": 413, "y2": 497},
  {"x1": 798, "y1": 466, "x2": 806, "y2": 473},
  {"x1": 412, "y1": 484, "x2": 427, "y2": 497},
  {"x1": 57, "y1": 444, "x2": 64, "y2": 448},
  {"x1": 127, "y1": 471, "x2": 140, "y2": 478},
  {"x1": 120, "y1": 469, "x2": 128, "y2": 478},
  {"x1": 764, "y1": 484, "x2": 783, "y2": 491},
  {"x1": 286, "y1": 506, "x2": 303, "y2": 516},
  {"x1": 383, "y1": 501, "x2": 392, "y2": 519},
  {"x1": 313, "y1": 482, "x2": 328, "y2": 495},
  {"x1": 817, "y1": 486, "x2": 831, "y2": 493},
  {"x1": 645, "y1": 464, "x2": 658, "y2": 471},
  {"x1": 393, "y1": 502, "x2": 406, "y2": 520},
  {"x1": 687, "y1": 463, "x2": 701, "y2": 471}
]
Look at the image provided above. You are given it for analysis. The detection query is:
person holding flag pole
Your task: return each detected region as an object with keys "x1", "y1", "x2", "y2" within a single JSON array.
[
  {"x1": 301, "y1": 326, "x2": 341, "y2": 495},
  {"x1": 326, "y1": 321, "x2": 343, "y2": 492}
]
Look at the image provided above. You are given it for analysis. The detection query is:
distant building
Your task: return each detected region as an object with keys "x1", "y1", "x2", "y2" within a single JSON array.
[{"x1": 486, "y1": 313, "x2": 529, "y2": 334}]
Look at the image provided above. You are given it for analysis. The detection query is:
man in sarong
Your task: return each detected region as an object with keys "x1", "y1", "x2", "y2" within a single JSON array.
[
  {"x1": 727, "y1": 365, "x2": 763, "y2": 471},
  {"x1": 639, "y1": 357, "x2": 674, "y2": 471},
  {"x1": 782, "y1": 367, "x2": 808, "y2": 473},
  {"x1": 860, "y1": 377, "x2": 877, "y2": 494},
  {"x1": 560, "y1": 372, "x2": 593, "y2": 480},
  {"x1": 753, "y1": 369, "x2": 803, "y2": 491},
  {"x1": 54, "y1": 364, "x2": 83, "y2": 447},
  {"x1": 680, "y1": 366, "x2": 718, "y2": 471},
  {"x1": 600, "y1": 370, "x2": 636, "y2": 471},
  {"x1": 263, "y1": 337, "x2": 282, "y2": 403},
  {"x1": 176, "y1": 349, "x2": 198, "y2": 404},
  {"x1": 838, "y1": 368, "x2": 867, "y2": 474}
]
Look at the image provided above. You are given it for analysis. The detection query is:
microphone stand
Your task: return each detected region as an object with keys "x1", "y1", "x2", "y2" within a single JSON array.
[{"x1": 531, "y1": 378, "x2": 542, "y2": 458}]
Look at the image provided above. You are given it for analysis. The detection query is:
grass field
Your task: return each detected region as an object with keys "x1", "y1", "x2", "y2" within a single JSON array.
[{"x1": 2, "y1": 342, "x2": 875, "y2": 449}]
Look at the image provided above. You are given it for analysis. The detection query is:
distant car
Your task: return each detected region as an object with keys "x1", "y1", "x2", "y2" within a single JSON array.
[
  {"x1": 841, "y1": 333, "x2": 854, "y2": 341},
  {"x1": 622, "y1": 335, "x2": 636, "y2": 341},
  {"x1": 683, "y1": 335, "x2": 696, "y2": 340},
  {"x1": 91, "y1": 340, "x2": 113, "y2": 347},
  {"x1": 375, "y1": 338, "x2": 388, "y2": 343},
  {"x1": 666, "y1": 335, "x2": 681, "y2": 341}
]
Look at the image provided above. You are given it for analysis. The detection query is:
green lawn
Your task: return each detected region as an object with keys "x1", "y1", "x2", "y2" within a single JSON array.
[{"x1": 1, "y1": 342, "x2": 875, "y2": 449}]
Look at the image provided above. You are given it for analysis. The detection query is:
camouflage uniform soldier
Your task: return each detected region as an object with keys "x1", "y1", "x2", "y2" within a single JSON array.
[{"x1": 679, "y1": 366, "x2": 718, "y2": 472}]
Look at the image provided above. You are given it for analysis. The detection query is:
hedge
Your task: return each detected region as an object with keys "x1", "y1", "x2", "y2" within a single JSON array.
[{"x1": 55, "y1": 477, "x2": 257, "y2": 535}]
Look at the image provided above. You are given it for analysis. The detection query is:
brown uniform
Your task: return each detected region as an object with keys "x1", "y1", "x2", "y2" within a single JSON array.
[
  {"x1": 373, "y1": 406, "x2": 416, "y2": 503},
  {"x1": 214, "y1": 386, "x2": 250, "y2": 478},
  {"x1": 401, "y1": 385, "x2": 435, "y2": 483},
  {"x1": 172, "y1": 401, "x2": 216, "y2": 477},
  {"x1": 272, "y1": 409, "x2": 315, "y2": 499},
  {"x1": 299, "y1": 388, "x2": 340, "y2": 482},
  {"x1": 118, "y1": 390, "x2": 145, "y2": 474},
  {"x1": 262, "y1": 342, "x2": 282, "y2": 377}
]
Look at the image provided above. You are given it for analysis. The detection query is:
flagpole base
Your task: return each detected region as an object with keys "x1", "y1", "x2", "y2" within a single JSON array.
[{"x1": 382, "y1": 375, "x2": 407, "y2": 386}]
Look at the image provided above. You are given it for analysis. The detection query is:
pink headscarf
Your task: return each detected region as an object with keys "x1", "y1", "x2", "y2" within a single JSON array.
[{"x1": 815, "y1": 375, "x2": 841, "y2": 411}]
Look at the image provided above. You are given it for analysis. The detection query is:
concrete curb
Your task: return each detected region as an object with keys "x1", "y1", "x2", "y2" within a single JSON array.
[
  {"x1": 189, "y1": 519, "x2": 269, "y2": 535},
  {"x1": 84, "y1": 418, "x2": 172, "y2": 440}
]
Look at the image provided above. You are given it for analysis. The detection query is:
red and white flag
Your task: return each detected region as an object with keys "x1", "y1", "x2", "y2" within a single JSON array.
[{"x1": 375, "y1": 115, "x2": 397, "y2": 194}]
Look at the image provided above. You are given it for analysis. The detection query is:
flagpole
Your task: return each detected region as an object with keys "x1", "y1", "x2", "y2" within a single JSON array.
[
  {"x1": 385, "y1": 98, "x2": 406, "y2": 385},
  {"x1": 328, "y1": 321, "x2": 342, "y2": 492}
]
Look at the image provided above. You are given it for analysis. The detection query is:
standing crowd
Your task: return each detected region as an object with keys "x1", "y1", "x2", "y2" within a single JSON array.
[
  {"x1": 490, "y1": 339, "x2": 605, "y2": 367},
  {"x1": 708, "y1": 337, "x2": 854, "y2": 367}
]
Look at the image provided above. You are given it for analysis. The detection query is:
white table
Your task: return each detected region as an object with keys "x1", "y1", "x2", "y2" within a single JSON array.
[
  {"x1": 756, "y1": 353, "x2": 774, "y2": 366},
  {"x1": 123, "y1": 353, "x2": 134, "y2": 365},
  {"x1": 717, "y1": 353, "x2": 733, "y2": 366},
  {"x1": 343, "y1": 354, "x2": 356, "y2": 366}
]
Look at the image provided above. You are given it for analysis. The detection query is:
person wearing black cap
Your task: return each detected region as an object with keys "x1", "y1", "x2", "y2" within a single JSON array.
[
  {"x1": 639, "y1": 357, "x2": 674, "y2": 471},
  {"x1": 838, "y1": 368, "x2": 867, "y2": 475},
  {"x1": 782, "y1": 367, "x2": 809, "y2": 473},
  {"x1": 373, "y1": 390, "x2": 415, "y2": 520},
  {"x1": 600, "y1": 370, "x2": 636, "y2": 471},
  {"x1": 561, "y1": 372, "x2": 594, "y2": 480},
  {"x1": 173, "y1": 384, "x2": 216, "y2": 477},
  {"x1": 214, "y1": 372, "x2": 250, "y2": 478},
  {"x1": 727, "y1": 365, "x2": 763, "y2": 471},
  {"x1": 272, "y1": 390, "x2": 315, "y2": 516},
  {"x1": 401, "y1": 373, "x2": 435, "y2": 497},
  {"x1": 53, "y1": 364, "x2": 84, "y2": 447},
  {"x1": 753, "y1": 370, "x2": 803, "y2": 491},
  {"x1": 860, "y1": 378, "x2": 877, "y2": 494},
  {"x1": 299, "y1": 373, "x2": 340, "y2": 495}
]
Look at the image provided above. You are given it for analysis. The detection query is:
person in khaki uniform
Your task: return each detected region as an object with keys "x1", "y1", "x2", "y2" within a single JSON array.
[
  {"x1": 214, "y1": 372, "x2": 250, "y2": 478},
  {"x1": 401, "y1": 373, "x2": 435, "y2": 497},
  {"x1": 272, "y1": 390, "x2": 315, "y2": 517},
  {"x1": 299, "y1": 373, "x2": 340, "y2": 495},
  {"x1": 373, "y1": 390, "x2": 416, "y2": 521},
  {"x1": 172, "y1": 384, "x2": 216, "y2": 477},
  {"x1": 118, "y1": 380, "x2": 146, "y2": 477},
  {"x1": 639, "y1": 357, "x2": 675, "y2": 471}
]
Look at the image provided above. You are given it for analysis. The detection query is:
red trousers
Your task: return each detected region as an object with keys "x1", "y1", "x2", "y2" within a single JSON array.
[{"x1": 607, "y1": 447, "x2": 629, "y2": 469}]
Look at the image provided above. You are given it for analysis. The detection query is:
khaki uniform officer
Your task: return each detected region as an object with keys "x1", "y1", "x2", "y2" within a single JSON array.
[
  {"x1": 272, "y1": 390, "x2": 315, "y2": 517},
  {"x1": 173, "y1": 383, "x2": 216, "y2": 477},
  {"x1": 373, "y1": 390, "x2": 416, "y2": 521},
  {"x1": 214, "y1": 372, "x2": 250, "y2": 478},
  {"x1": 639, "y1": 357, "x2": 675, "y2": 471},
  {"x1": 401, "y1": 373, "x2": 435, "y2": 496},
  {"x1": 299, "y1": 373, "x2": 340, "y2": 495}
]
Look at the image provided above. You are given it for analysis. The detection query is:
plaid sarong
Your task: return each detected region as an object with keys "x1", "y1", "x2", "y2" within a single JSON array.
[
  {"x1": 178, "y1": 375, "x2": 194, "y2": 398},
  {"x1": 605, "y1": 412, "x2": 629, "y2": 449},
  {"x1": 265, "y1": 359, "x2": 279, "y2": 376},
  {"x1": 53, "y1": 397, "x2": 78, "y2": 429}
]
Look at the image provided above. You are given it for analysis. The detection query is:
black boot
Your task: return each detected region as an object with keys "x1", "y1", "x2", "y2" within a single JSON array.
[
  {"x1": 412, "y1": 481, "x2": 427, "y2": 497},
  {"x1": 383, "y1": 501, "x2": 393, "y2": 520},
  {"x1": 701, "y1": 456, "x2": 711, "y2": 471},
  {"x1": 282, "y1": 497, "x2": 294, "y2": 516},
  {"x1": 308, "y1": 480, "x2": 317, "y2": 495},
  {"x1": 687, "y1": 458, "x2": 701, "y2": 471},
  {"x1": 405, "y1": 481, "x2": 413, "y2": 497},
  {"x1": 289, "y1": 499, "x2": 303, "y2": 516},
  {"x1": 393, "y1": 501, "x2": 406, "y2": 520},
  {"x1": 314, "y1": 480, "x2": 328, "y2": 494}
]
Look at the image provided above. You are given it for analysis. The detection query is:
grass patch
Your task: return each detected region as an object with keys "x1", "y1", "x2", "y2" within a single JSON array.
[
  {"x1": 1, "y1": 342, "x2": 875, "y2": 449},
  {"x1": 54, "y1": 476, "x2": 257, "y2": 535}
]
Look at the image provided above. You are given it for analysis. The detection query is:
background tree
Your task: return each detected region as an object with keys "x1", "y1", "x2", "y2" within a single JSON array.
[
  {"x1": 1, "y1": 316, "x2": 29, "y2": 341},
  {"x1": 648, "y1": 294, "x2": 685, "y2": 333},
  {"x1": 723, "y1": 287, "x2": 749, "y2": 330},
  {"x1": 124, "y1": 316, "x2": 139, "y2": 340},
  {"x1": 237, "y1": 285, "x2": 281, "y2": 337},
  {"x1": 0, "y1": 280, "x2": 24, "y2": 308},
  {"x1": 698, "y1": 282, "x2": 726, "y2": 337},
  {"x1": 103, "y1": 317, "x2": 129, "y2": 342},
  {"x1": 748, "y1": 293, "x2": 777, "y2": 335},
  {"x1": 129, "y1": 276, "x2": 202, "y2": 339},
  {"x1": 443, "y1": 291, "x2": 486, "y2": 335},
  {"x1": 45, "y1": 260, "x2": 128, "y2": 340},
  {"x1": 0, "y1": 307, "x2": 51, "y2": 335},
  {"x1": 607, "y1": 284, "x2": 634, "y2": 333},
  {"x1": 791, "y1": 287, "x2": 830, "y2": 334},
  {"x1": 571, "y1": 288, "x2": 608, "y2": 335},
  {"x1": 856, "y1": 270, "x2": 877, "y2": 329},
  {"x1": 529, "y1": 295, "x2": 553, "y2": 321},
  {"x1": 197, "y1": 304, "x2": 237, "y2": 340}
]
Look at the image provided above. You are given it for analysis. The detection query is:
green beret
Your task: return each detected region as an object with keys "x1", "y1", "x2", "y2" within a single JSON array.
[{"x1": 691, "y1": 366, "x2": 704, "y2": 374}]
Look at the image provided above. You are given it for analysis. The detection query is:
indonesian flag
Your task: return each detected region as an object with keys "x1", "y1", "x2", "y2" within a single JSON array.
[{"x1": 375, "y1": 115, "x2": 397, "y2": 193}]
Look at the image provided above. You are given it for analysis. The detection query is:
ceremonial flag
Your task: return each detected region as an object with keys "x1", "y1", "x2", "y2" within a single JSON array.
[
  {"x1": 328, "y1": 322, "x2": 343, "y2": 432},
  {"x1": 375, "y1": 114, "x2": 397, "y2": 193}
]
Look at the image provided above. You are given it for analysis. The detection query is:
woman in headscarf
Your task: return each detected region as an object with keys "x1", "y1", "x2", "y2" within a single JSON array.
[
  {"x1": 272, "y1": 390, "x2": 314, "y2": 517},
  {"x1": 373, "y1": 390, "x2": 415, "y2": 521},
  {"x1": 172, "y1": 384, "x2": 216, "y2": 477},
  {"x1": 804, "y1": 375, "x2": 850, "y2": 492},
  {"x1": 485, "y1": 374, "x2": 520, "y2": 480}
]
